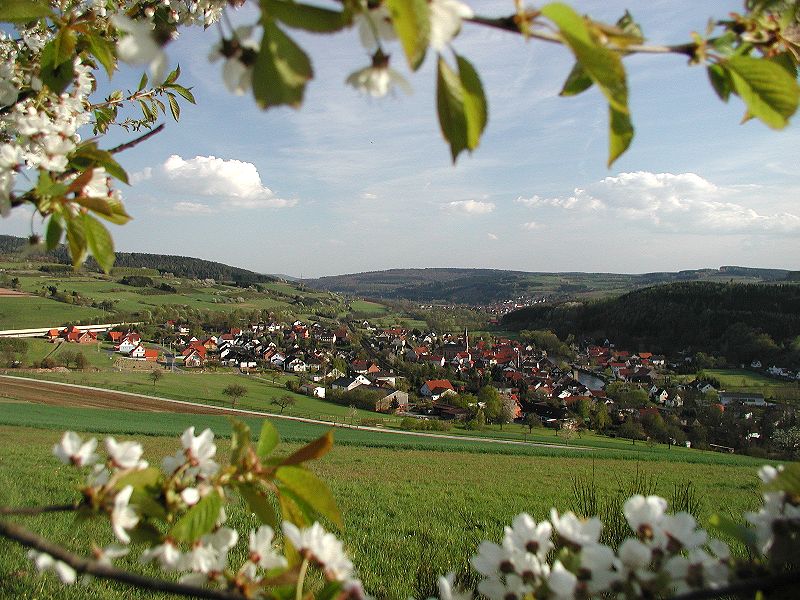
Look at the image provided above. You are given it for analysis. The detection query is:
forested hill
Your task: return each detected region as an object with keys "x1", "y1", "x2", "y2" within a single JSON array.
[
  {"x1": 306, "y1": 266, "x2": 791, "y2": 304},
  {"x1": 501, "y1": 282, "x2": 800, "y2": 359},
  {"x1": 0, "y1": 235, "x2": 276, "y2": 286}
]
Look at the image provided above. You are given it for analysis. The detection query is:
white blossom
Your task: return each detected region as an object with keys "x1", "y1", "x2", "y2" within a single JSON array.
[
  {"x1": 105, "y1": 437, "x2": 147, "y2": 470},
  {"x1": 249, "y1": 525, "x2": 288, "y2": 571},
  {"x1": 623, "y1": 495, "x2": 667, "y2": 537},
  {"x1": 112, "y1": 15, "x2": 167, "y2": 82},
  {"x1": 111, "y1": 485, "x2": 139, "y2": 544},
  {"x1": 53, "y1": 432, "x2": 98, "y2": 467},
  {"x1": 282, "y1": 522, "x2": 353, "y2": 581},
  {"x1": 549, "y1": 508, "x2": 602, "y2": 548},
  {"x1": 657, "y1": 512, "x2": 707, "y2": 551},
  {"x1": 354, "y1": 6, "x2": 396, "y2": 51},
  {"x1": 547, "y1": 560, "x2": 577, "y2": 600},
  {"x1": 477, "y1": 573, "x2": 531, "y2": 600},
  {"x1": 95, "y1": 545, "x2": 129, "y2": 566},
  {"x1": 435, "y1": 572, "x2": 472, "y2": 600},
  {"x1": 140, "y1": 541, "x2": 182, "y2": 570},
  {"x1": 180, "y1": 426, "x2": 219, "y2": 476},
  {"x1": 429, "y1": 0, "x2": 473, "y2": 52},
  {"x1": 346, "y1": 63, "x2": 411, "y2": 98},
  {"x1": 504, "y1": 512, "x2": 553, "y2": 560},
  {"x1": 27, "y1": 550, "x2": 77, "y2": 584},
  {"x1": 579, "y1": 543, "x2": 622, "y2": 593}
]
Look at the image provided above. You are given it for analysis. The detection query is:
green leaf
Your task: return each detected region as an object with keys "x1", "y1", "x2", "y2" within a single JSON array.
[
  {"x1": 85, "y1": 33, "x2": 115, "y2": 78},
  {"x1": 53, "y1": 27, "x2": 77, "y2": 67},
  {"x1": 436, "y1": 57, "x2": 468, "y2": 163},
  {"x1": 253, "y1": 20, "x2": 313, "y2": 109},
  {"x1": 127, "y1": 522, "x2": 162, "y2": 544},
  {"x1": 113, "y1": 466, "x2": 161, "y2": 491},
  {"x1": 257, "y1": 420, "x2": 280, "y2": 459},
  {"x1": 708, "y1": 513, "x2": 757, "y2": 549},
  {"x1": 769, "y1": 51, "x2": 798, "y2": 79},
  {"x1": 164, "y1": 64, "x2": 180, "y2": 85},
  {"x1": 276, "y1": 466, "x2": 343, "y2": 529},
  {"x1": 543, "y1": 3, "x2": 628, "y2": 110},
  {"x1": 167, "y1": 93, "x2": 180, "y2": 121},
  {"x1": 542, "y1": 3, "x2": 631, "y2": 165},
  {"x1": 82, "y1": 213, "x2": 115, "y2": 273},
  {"x1": 0, "y1": 0, "x2": 52, "y2": 22},
  {"x1": 137, "y1": 72, "x2": 149, "y2": 92},
  {"x1": 280, "y1": 430, "x2": 333, "y2": 466},
  {"x1": 608, "y1": 106, "x2": 634, "y2": 167},
  {"x1": 385, "y1": 0, "x2": 429, "y2": 70},
  {"x1": 237, "y1": 482, "x2": 278, "y2": 528},
  {"x1": 36, "y1": 171, "x2": 68, "y2": 198},
  {"x1": 230, "y1": 418, "x2": 252, "y2": 465},
  {"x1": 166, "y1": 83, "x2": 195, "y2": 104},
  {"x1": 726, "y1": 55, "x2": 800, "y2": 129},
  {"x1": 39, "y1": 40, "x2": 75, "y2": 94},
  {"x1": 65, "y1": 216, "x2": 87, "y2": 267},
  {"x1": 560, "y1": 62, "x2": 594, "y2": 96},
  {"x1": 262, "y1": 0, "x2": 348, "y2": 33},
  {"x1": 169, "y1": 491, "x2": 223, "y2": 543},
  {"x1": 71, "y1": 144, "x2": 129, "y2": 184},
  {"x1": 45, "y1": 217, "x2": 63, "y2": 250},
  {"x1": 707, "y1": 64, "x2": 732, "y2": 102},
  {"x1": 456, "y1": 54, "x2": 488, "y2": 151}
]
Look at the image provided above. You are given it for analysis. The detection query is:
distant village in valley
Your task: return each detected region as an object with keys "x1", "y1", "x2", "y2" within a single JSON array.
[{"x1": 39, "y1": 314, "x2": 800, "y2": 455}]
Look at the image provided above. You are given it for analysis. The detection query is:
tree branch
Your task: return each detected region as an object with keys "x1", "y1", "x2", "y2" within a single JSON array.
[
  {"x1": 466, "y1": 15, "x2": 699, "y2": 57},
  {"x1": 0, "y1": 504, "x2": 81, "y2": 516},
  {"x1": 108, "y1": 124, "x2": 165, "y2": 154},
  {"x1": 0, "y1": 519, "x2": 245, "y2": 600},
  {"x1": 671, "y1": 571, "x2": 800, "y2": 600}
]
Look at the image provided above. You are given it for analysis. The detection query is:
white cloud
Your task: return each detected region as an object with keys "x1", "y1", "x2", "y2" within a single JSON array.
[
  {"x1": 444, "y1": 199, "x2": 495, "y2": 215},
  {"x1": 173, "y1": 201, "x2": 217, "y2": 214},
  {"x1": 130, "y1": 167, "x2": 152, "y2": 184},
  {"x1": 487, "y1": 232, "x2": 498, "y2": 240},
  {"x1": 521, "y1": 221, "x2": 541, "y2": 230},
  {"x1": 361, "y1": 192, "x2": 378, "y2": 200},
  {"x1": 518, "y1": 172, "x2": 800, "y2": 234},
  {"x1": 158, "y1": 155, "x2": 297, "y2": 209}
]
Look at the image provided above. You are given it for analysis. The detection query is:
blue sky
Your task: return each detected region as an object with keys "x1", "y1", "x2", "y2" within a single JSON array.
[{"x1": 5, "y1": 1, "x2": 800, "y2": 277}]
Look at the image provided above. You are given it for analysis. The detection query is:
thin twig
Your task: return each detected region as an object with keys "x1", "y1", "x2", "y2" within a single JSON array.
[
  {"x1": 108, "y1": 123, "x2": 165, "y2": 154},
  {"x1": 0, "y1": 504, "x2": 80, "y2": 516},
  {"x1": 0, "y1": 519, "x2": 245, "y2": 600},
  {"x1": 671, "y1": 570, "x2": 800, "y2": 600},
  {"x1": 466, "y1": 15, "x2": 699, "y2": 57}
]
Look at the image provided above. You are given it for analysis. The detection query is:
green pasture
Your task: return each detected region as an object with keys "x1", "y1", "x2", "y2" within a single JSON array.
[
  {"x1": 0, "y1": 295, "x2": 104, "y2": 329},
  {"x1": 0, "y1": 421, "x2": 767, "y2": 599},
  {"x1": 704, "y1": 368, "x2": 800, "y2": 402},
  {"x1": 348, "y1": 300, "x2": 390, "y2": 316}
]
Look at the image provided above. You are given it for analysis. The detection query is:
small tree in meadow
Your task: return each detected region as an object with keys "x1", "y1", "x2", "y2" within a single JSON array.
[
  {"x1": 149, "y1": 369, "x2": 163, "y2": 387},
  {"x1": 271, "y1": 394, "x2": 296, "y2": 415},
  {"x1": 222, "y1": 384, "x2": 248, "y2": 408},
  {"x1": 524, "y1": 412, "x2": 543, "y2": 434}
]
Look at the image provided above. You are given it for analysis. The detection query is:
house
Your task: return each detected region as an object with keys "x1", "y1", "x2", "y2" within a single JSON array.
[
  {"x1": 182, "y1": 345, "x2": 206, "y2": 368},
  {"x1": 300, "y1": 383, "x2": 326, "y2": 398},
  {"x1": 331, "y1": 375, "x2": 371, "y2": 391},
  {"x1": 420, "y1": 379, "x2": 456, "y2": 401},
  {"x1": 374, "y1": 389, "x2": 410, "y2": 413},
  {"x1": 719, "y1": 392, "x2": 770, "y2": 407},
  {"x1": 129, "y1": 344, "x2": 146, "y2": 359},
  {"x1": 107, "y1": 331, "x2": 123, "y2": 343}
]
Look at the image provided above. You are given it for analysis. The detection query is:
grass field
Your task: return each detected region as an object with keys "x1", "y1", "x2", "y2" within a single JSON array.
[
  {"x1": 0, "y1": 295, "x2": 104, "y2": 329},
  {"x1": 704, "y1": 368, "x2": 800, "y2": 402},
  {"x1": 348, "y1": 300, "x2": 390, "y2": 316},
  {"x1": 0, "y1": 415, "x2": 767, "y2": 599}
]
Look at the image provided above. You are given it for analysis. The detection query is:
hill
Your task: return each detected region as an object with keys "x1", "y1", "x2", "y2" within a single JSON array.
[
  {"x1": 0, "y1": 235, "x2": 276, "y2": 286},
  {"x1": 501, "y1": 281, "x2": 800, "y2": 361},
  {"x1": 305, "y1": 266, "x2": 791, "y2": 305}
]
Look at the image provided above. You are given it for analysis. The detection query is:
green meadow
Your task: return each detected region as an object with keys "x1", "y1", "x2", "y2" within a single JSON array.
[
  {"x1": 0, "y1": 295, "x2": 104, "y2": 329},
  {"x1": 704, "y1": 368, "x2": 800, "y2": 402},
  {"x1": 0, "y1": 413, "x2": 766, "y2": 599}
]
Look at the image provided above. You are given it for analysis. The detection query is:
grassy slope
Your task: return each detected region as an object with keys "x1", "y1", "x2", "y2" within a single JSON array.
[
  {"x1": 0, "y1": 296, "x2": 104, "y2": 329},
  {"x1": 0, "y1": 421, "x2": 764, "y2": 599}
]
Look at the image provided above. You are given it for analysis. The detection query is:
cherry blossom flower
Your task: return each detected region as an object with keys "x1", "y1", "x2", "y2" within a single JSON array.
[
  {"x1": 181, "y1": 487, "x2": 200, "y2": 506},
  {"x1": 140, "y1": 541, "x2": 182, "y2": 570},
  {"x1": 180, "y1": 426, "x2": 219, "y2": 476},
  {"x1": 477, "y1": 573, "x2": 531, "y2": 600},
  {"x1": 27, "y1": 550, "x2": 77, "y2": 584},
  {"x1": 579, "y1": 543, "x2": 622, "y2": 593},
  {"x1": 105, "y1": 437, "x2": 147, "y2": 470},
  {"x1": 470, "y1": 540, "x2": 514, "y2": 578},
  {"x1": 549, "y1": 508, "x2": 602, "y2": 548},
  {"x1": 249, "y1": 525, "x2": 288, "y2": 571},
  {"x1": 504, "y1": 512, "x2": 553, "y2": 560},
  {"x1": 111, "y1": 485, "x2": 139, "y2": 544},
  {"x1": 354, "y1": 5, "x2": 396, "y2": 51},
  {"x1": 547, "y1": 560, "x2": 577, "y2": 600},
  {"x1": 112, "y1": 15, "x2": 168, "y2": 82},
  {"x1": 656, "y1": 512, "x2": 707, "y2": 552},
  {"x1": 617, "y1": 537, "x2": 653, "y2": 577},
  {"x1": 346, "y1": 51, "x2": 411, "y2": 98},
  {"x1": 94, "y1": 544, "x2": 129, "y2": 566},
  {"x1": 623, "y1": 495, "x2": 667, "y2": 538},
  {"x1": 53, "y1": 432, "x2": 99, "y2": 467},
  {"x1": 429, "y1": 0, "x2": 474, "y2": 52},
  {"x1": 435, "y1": 572, "x2": 472, "y2": 600},
  {"x1": 282, "y1": 522, "x2": 353, "y2": 581},
  {"x1": 208, "y1": 28, "x2": 259, "y2": 96}
]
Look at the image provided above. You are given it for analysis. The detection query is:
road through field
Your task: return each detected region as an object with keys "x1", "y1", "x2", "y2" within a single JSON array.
[{"x1": 0, "y1": 375, "x2": 590, "y2": 451}]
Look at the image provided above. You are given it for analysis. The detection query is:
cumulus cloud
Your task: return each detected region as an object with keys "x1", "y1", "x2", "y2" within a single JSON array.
[
  {"x1": 130, "y1": 167, "x2": 152, "y2": 184},
  {"x1": 361, "y1": 192, "x2": 378, "y2": 200},
  {"x1": 444, "y1": 199, "x2": 495, "y2": 215},
  {"x1": 487, "y1": 232, "x2": 498, "y2": 240},
  {"x1": 517, "y1": 171, "x2": 800, "y2": 234},
  {"x1": 521, "y1": 221, "x2": 541, "y2": 230},
  {"x1": 153, "y1": 155, "x2": 297, "y2": 210}
]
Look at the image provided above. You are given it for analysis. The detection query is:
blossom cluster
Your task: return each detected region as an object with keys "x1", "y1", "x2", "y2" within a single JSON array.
[
  {"x1": 32, "y1": 428, "x2": 368, "y2": 598},
  {"x1": 435, "y1": 498, "x2": 734, "y2": 600}
]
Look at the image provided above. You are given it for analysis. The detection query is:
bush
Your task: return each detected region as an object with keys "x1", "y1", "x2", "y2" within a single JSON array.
[{"x1": 358, "y1": 418, "x2": 384, "y2": 427}]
